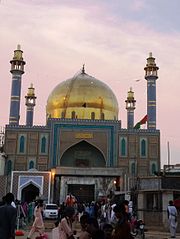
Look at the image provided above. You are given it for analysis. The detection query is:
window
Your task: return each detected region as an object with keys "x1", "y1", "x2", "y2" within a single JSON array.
[
  {"x1": 39, "y1": 134, "x2": 48, "y2": 155},
  {"x1": 29, "y1": 161, "x2": 34, "y2": 169},
  {"x1": 119, "y1": 137, "x2": 127, "y2": 157},
  {"x1": 41, "y1": 137, "x2": 46, "y2": 153},
  {"x1": 121, "y1": 138, "x2": 126, "y2": 156},
  {"x1": 45, "y1": 204, "x2": 58, "y2": 210},
  {"x1": 140, "y1": 138, "x2": 147, "y2": 157},
  {"x1": 151, "y1": 163, "x2": 156, "y2": 175},
  {"x1": 19, "y1": 136, "x2": 25, "y2": 153},
  {"x1": 71, "y1": 111, "x2": 76, "y2": 119},
  {"x1": 131, "y1": 162, "x2": 136, "y2": 175},
  {"x1": 101, "y1": 113, "x2": 104, "y2": 120},
  {"x1": 7, "y1": 160, "x2": 12, "y2": 175},
  {"x1": 141, "y1": 139, "x2": 146, "y2": 156},
  {"x1": 91, "y1": 112, "x2": 95, "y2": 120},
  {"x1": 61, "y1": 111, "x2": 65, "y2": 118}
]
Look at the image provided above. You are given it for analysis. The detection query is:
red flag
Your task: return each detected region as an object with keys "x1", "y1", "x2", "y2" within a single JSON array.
[
  {"x1": 140, "y1": 115, "x2": 148, "y2": 124},
  {"x1": 134, "y1": 115, "x2": 148, "y2": 129}
]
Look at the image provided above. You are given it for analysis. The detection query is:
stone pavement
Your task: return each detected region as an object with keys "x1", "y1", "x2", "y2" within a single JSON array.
[
  {"x1": 15, "y1": 229, "x2": 180, "y2": 239},
  {"x1": 15, "y1": 230, "x2": 50, "y2": 239},
  {"x1": 15, "y1": 230, "x2": 78, "y2": 239},
  {"x1": 15, "y1": 221, "x2": 180, "y2": 239},
  {"x1": 145, "y1": 231, "x2": 180, "y2": 239}
]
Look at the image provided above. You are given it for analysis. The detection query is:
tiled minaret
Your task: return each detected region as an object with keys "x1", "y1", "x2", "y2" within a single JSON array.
[
  {"x1": 125, "y1": 87, "x2": 136, "y2": 129},
  {"x1": 9, "y1": 45, "x2": 26, "y2": 125},
  {"x1": 144, "y1": 53, "x2": 159, "y2": 129},
  {"x1": 25, "y1": 84, "x2": 36, "y2": 126}
]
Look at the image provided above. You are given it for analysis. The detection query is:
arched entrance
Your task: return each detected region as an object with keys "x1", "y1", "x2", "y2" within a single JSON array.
[
  {"x1": 60, "y1": 140, "x2": 106, "y2": 167},
  {"x1": 21, "y1": 184, "x2": 39, "y2": 203}
]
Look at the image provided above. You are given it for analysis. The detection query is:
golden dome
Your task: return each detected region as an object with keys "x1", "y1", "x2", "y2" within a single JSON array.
[{"x1": 46, "y1": 69, "x2": 119, "y2": 120}]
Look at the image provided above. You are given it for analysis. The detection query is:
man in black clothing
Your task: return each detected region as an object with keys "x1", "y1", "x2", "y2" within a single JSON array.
[{"x1": 0, "y1": 192, "x2": 17, "y2": 239}]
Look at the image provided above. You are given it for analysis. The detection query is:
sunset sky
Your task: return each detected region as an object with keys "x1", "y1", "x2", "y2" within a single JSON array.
[{"x1": 0, "y1": 0, "x2": 180, "y2": 167}]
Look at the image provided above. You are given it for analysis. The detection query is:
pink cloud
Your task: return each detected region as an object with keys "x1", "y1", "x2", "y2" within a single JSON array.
[
  {"x1": 0, "y1": 0, "x2": 180, "y2": 166},
  {"x1": 130, "y1": 0, "x2": 147, "y2": 12}
]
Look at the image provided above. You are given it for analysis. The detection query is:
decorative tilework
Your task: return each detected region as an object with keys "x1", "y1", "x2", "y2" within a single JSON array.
[
  {"x1": 51, "y1": 122, "x2": 117, "y2": 168},
  {"x1": 19, "y1": 175, "x2": 43, "y2": 188},
  {"x1": 11, "y1": 172, "x2": 51, "y2": 202},
  {"x1": 0, "y1": 176, "x2": 7, "y2": 197}
]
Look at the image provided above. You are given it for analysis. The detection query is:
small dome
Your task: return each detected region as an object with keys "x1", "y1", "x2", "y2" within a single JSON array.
[{"x1": 46, "y1": 70, "x2": 119, "y2": 120}]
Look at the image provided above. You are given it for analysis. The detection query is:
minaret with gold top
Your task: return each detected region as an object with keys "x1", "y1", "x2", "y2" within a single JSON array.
[
  {"x1": 144, "y1": 52, "x2": 159, "y2": 129},
  {"x1": 25, "y1": 84, "x2": 36, "y2": 126},
  {"x1": 9, "y1": 45, "x2": 26, "y2": 125},
  {"x1": 125, "y1": 87, "x2": 136, "y2": 129}
]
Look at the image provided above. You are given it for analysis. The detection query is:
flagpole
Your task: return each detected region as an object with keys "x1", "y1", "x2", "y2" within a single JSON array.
[{"x1": 167, "y1": 141, "x2": 170, "y2": 167}]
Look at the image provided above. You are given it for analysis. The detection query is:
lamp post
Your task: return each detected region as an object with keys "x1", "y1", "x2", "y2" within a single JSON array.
[
  {"x1": 50, "y1": 170, "x2": 55, "y2": 203},
  {"x1": 114, "y1": 176, "x2": 120, "y2": 192}
]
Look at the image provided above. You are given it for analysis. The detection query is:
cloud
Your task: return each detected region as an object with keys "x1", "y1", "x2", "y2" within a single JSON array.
[
  {"x1": 0, "y1": 0, "x2": 180, "y2": 165},
  {"x1": 130, "y1": 0, "x2": 147, "y2": 12}
]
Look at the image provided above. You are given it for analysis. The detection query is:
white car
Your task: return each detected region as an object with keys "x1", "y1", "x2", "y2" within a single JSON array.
[{"x1": 43, "y1": 203, "x2": 58, "y2": 219}]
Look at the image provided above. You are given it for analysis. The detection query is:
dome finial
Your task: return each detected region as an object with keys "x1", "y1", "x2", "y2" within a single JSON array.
[{"x1": 82, "y1": 64, "x2": 85, "y2": 74}]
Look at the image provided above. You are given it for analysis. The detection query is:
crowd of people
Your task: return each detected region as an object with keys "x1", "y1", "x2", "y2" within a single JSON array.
[
  {"x1": 52, "y1": 199, "x2": 134, "y2": 239},
  {"x1": 0, "y1": 192, "x2": 135, "y2": 239},
  {"x1": 51, "y1": 198, "x2": 179, "y2": 239},
  {"x1": 0, "y1": 192, "x2": 178, "y2": 239}
]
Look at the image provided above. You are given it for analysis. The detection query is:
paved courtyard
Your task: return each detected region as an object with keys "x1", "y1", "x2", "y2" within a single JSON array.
[
  {"x1": 15, "y1": 225, "x2": 180, "y2": 239},
  {"x1": 14, "y1": 219, "x2": 180, "y2": 239}
]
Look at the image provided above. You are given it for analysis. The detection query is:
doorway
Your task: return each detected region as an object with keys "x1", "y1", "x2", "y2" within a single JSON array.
[
  {"x1": 68, "y1": 184, "x2": 94, "y2": 203},
  {"x1": 21, "y1": 184, "x2": 40, "y2": 203}
]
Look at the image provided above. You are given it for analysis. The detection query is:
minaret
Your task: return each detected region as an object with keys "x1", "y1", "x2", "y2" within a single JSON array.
[
  {"x1": 144, "y1": 52, "x2": 159, "y2": 129},
  {"x1": 9, "y1": 45, "x2": 26, "y2": 125},
  {"x1": 25, "y1": 84, "x2": 36, "y2": 126},
  {"x1": 125, "y1": 87, "x2": 136, "y2": 129}
]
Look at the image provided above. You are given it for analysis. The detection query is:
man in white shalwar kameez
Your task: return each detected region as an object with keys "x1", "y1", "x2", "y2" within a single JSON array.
[{"x1": 167, "y1": 200, "x2": 178, "y2": 238}]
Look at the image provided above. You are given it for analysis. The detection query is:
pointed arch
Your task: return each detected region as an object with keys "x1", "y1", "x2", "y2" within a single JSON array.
[
  {"x1": 91, "y1": 112, "x2": 95, "y2": 120},
  {"x1": 21, "y1": 183, "x2": 39, "y2": 203},
  {"x1": 41, "y1": 136, "x2": 46, "y2": 153},
  {"x1": 71, "y1": 111, "x2": 76, "y2": 119},
  {"x1": 19, "y1": 135, "x2": 25, "y2": 153},
  {"x1": 101, "y1": 113, "x2": 104, "y2": 120},
  {"x1": 18, "y1": 177, "x2": 43, "y2": 201},
  {"x1": 121, "y1": 138, "x2": 126, "y2": 156},
  {"x1": 39, "y1": 134, "x2": 48, "y2": 155},
  {"x1": 140, "y1": 138, "x2": 147, "y2": 157},
  {"x1": 60, "y1": 140, "x2": 106, "y2": 167},
  {"x1": 29, "y1": 161, "x2": 34, "y2": 169},
  {"x1": 119, "y1": 137, "x2": 127, "y2": 157}
]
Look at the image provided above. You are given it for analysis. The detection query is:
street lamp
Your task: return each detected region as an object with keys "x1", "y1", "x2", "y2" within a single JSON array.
[
  {"x1": 50, "y1": 170, "x2": 55, "y2": 203},
  {"x1": 114, "y1": 177, "x2": 120, "y2": 191}
]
